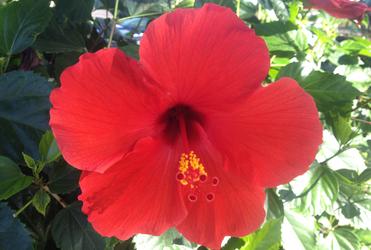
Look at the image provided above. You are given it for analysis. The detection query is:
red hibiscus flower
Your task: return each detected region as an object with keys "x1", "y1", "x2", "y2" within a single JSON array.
[
  {"x1": 307, "y1": 0, "x2": 371, "y2": 22},
  {"x1": 50, "y1": 4, "x2": 322, "y2": 249}
]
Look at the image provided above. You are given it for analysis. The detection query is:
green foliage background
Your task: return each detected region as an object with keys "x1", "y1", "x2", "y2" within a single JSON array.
[{"x1": 0, "y1": 0, "x2": 370, "y2": 249}]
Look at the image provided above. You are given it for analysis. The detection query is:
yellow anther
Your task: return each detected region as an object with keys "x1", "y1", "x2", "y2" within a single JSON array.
[{"x1": 177, "y1": 151, "x2": 207, "y2": 187}]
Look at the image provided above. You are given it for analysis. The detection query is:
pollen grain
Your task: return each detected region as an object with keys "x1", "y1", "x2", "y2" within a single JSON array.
[{"x1": 177, "y1": 151, "x2": 207, "y2": 188}]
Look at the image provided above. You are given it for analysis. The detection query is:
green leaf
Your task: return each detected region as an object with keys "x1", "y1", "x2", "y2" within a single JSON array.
[
  {"x1": 39, "y1": 131, "x2": 61, "y2": 163},
  {"x1": 133, "y1": 228, "x2": 195, "y2": 250},
  {"x1": 222, "y1": 237, "x2": 245, "y2": 250},
  {"x1": 241, "y1": 218, "x2": 282, "y2": 250},
  {"x1": 55, "y1": 0, "x2": 95, "y2": 23},
  {"x1": 254, "y1": 21, "x2": 297, "y2": 36},
  {"x1": 124, "y1": 0, "x2": 167, "y2": 16},
  {"x1": 291, "y1": 166, "x2": 339, "y2": 215},
  {"x1": 337, "y1": 197, "x2": 371, "y2": 230},
  {"x1": 269, "y1": 0, "x2": 289, "y2": 20},
  {"x1": 34, "y1": 19, "x2": 86, "y2": 53},
  {"x1": 281, "y1": 209, "x2": 316, "y2": 250},
  {"x1": 120, "y1": 44, "x2": 139, "y2": 60},
  {"x1": 0, "y1": 0, "x2": 52, "y2": 55},
  {"x1": 278, "y1": 63, "x2": 361, "y2": 112},
  {"x1": 298, "y1": 72, "x2": 360, "y2": 112},
  {"x1": 54, "y1": 52, "x2": 81, "y2": 80},
  {"x1": 262, "y1": 35, "x2": 296, "y2": 54},
  {"x1": 22, "y1": 152, "x2": 37, "y2": 171},
  {"x1": 104, "y1": 237, "x2": 121, "y2": 250},
  {"x1": 195, "y1": 0, "x2": 237, "y2": 11},
  {"x1": 339, "y1": 38, "x2": 371, "y2": 57},
  {"x1": 276, "y1": 62, "x2": 306, "y2": 82},
  {"x1": 326, "y1": 113, "x2": 354, "y2": 145},
  {"x1": 0, "y1": 71, "x2": 52, "y2": 162},
  {"x1": 46, "y1": 164, "x2": 80, "y2": 194},
  {"x1": 0, "y1": 202, "x2": 32, "y2": 250},
  {"x1": 353, "y1": 229, "x2": 371, "y2": 247},
  {"x1": 0, "y1": 156, "x2": 32, "y2": 200},
  {"x1": 357, "y1": 168, "x2": 371, "y2": 183},
  {"x1": 318, "y1": 228, "x2": 360, "y2": 250},
  {"x1": 266, "y1": 189, "x2": 284, "y2": 220},
  {"x1": 341, "y1": 203, "x2": 361, "y2": 219},
  {"x1": 174, "y1": 0, "x2": 195, "y2": 8},
  {"x1": 32, "y1": 189, "x2": 50, "y2": 216},
  {"x1": 317, "y1": 131, "x2": 366, "y2": 173},
  {"x1": 52, "y1": 202, "x2": 105, "y2": 250}
]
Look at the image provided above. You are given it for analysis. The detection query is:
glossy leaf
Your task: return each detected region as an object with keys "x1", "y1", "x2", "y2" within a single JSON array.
[
  {"x1": 0, "y1": 0, "x2": 52, "y2": 55},
  {"x1": 0, "y1": 156, "x2": 32, "y2": 200}
]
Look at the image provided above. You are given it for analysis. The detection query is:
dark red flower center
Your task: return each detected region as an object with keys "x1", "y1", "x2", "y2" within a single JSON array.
[
  {"x1": 158, "y1": 104, "x2": 204, "y2": 145},
  {"x1": 158, "y1": 104, "x2": 221, "y2": 203}
]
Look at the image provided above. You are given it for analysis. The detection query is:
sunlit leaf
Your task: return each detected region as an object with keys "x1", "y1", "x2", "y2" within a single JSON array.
[
  {"x1": 241, "y1": 218, "x2": 282, "y2": 250},
  {"x1": 291, "y1": 165, "x2": 339, "y2": 215},
  {"x1": 281, "y1": 209, "x2": 316, "y2": 250},
  {"x1": 318, "y1": 228, "x2": 360, "y2": 250},
  {"x1": 133, "y1": 229, "x2": 195, "y2": 250}
]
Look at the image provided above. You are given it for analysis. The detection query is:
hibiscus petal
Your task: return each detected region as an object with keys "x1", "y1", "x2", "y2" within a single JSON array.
[
  {"x1": 176, "y1": 124, "x2": 266, "y2": 249},
  {"x1": 50, "y1": 48, "x2": 164, "y2": 172},
  {"x1": 308, "y1": 0, "x2": 370, "y2": 22},
  {"x1": 79, "y1": 137, "x2": 187, "y2": 239},
  {"x1": 140, "y1": 3, "x2": 269, "y2": 111},
  {"x1": 206, "y1": 77, "x2": 323, "y2": 187}
]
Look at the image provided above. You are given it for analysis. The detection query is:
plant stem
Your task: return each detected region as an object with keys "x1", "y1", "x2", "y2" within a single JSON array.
[
  {"x1": 319, "y1": 146, "x2": 349, "y2": 165},
  {"x1": 14, "y1": 199, "x2": 33, "y2": 217},
  {"x1": 236, "y1": 0, "x2": 241, "y2": 17},
  {"x1": 107, "y1": 0, "x2": 120, "y2": 48},
  {"x1": 117, "y1": 12, "x2": 163, "y2": 22},
  {"x1": 42, "y1": 185, "x2": 67, "y2": 208},
  {"x1": 294, "y1": 171, "x2": 325, "y2": 199},
  {"x1": 351, "y1": 117, "x2": 371, "y2": 125},
  {"x1": 2, "y1": 55, "x2": 11, "y2": 73}
]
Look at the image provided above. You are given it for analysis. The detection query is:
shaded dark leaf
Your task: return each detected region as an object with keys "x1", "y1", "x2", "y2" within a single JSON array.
[
  {"x1": 52, "y1": 202, "x2": 105, "y2": 250},
  {"x1": 0, "y1": 202, "x2": 32, "y2": 250},
  {"x1": 34, "y1": 19, "x2": 86, "y2": 53},
  {"x1": 0, "y1": 0, "x2": 52, "y2": 55},
  {"x1": 47, "y1": 164, "x2": 80, "y2": 194},
  {"x1": 56, "y1": 0, "x2": 95, "y2": 23},
  {"x1": 0, "y1": 71, "x2": 52, "y2": 161},
  {"x1": 0, "y1": 156, "x2": 32, "y2": 200}
]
